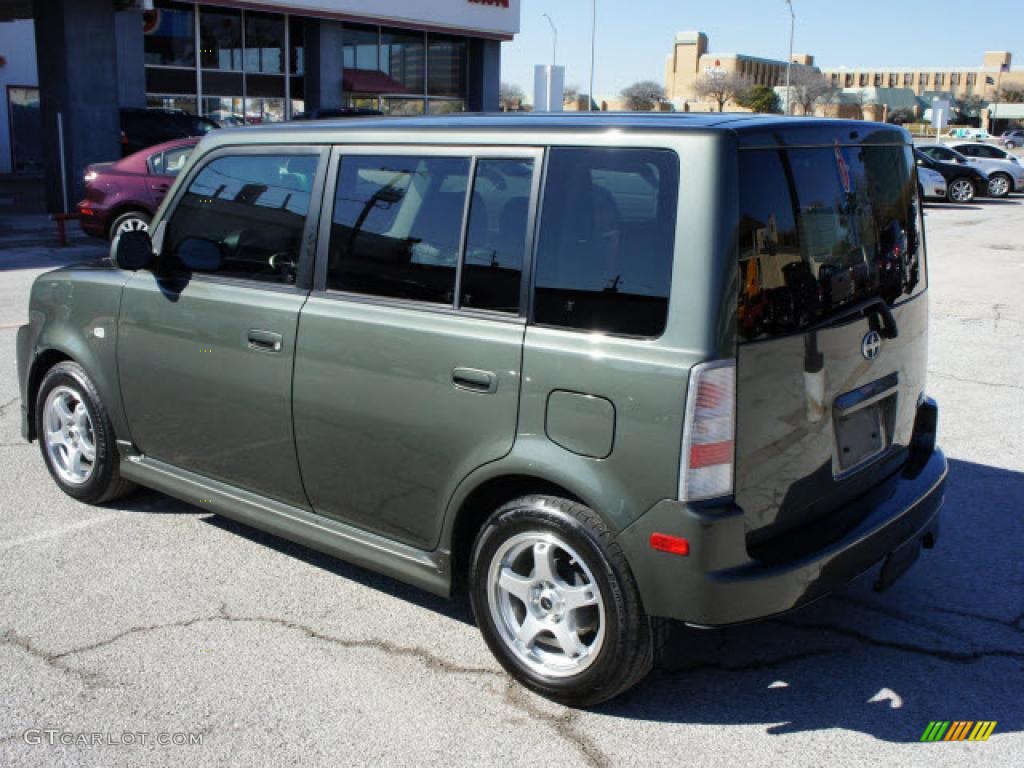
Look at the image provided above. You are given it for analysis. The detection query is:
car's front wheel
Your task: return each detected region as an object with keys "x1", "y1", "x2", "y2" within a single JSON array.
[
  {"x1": 947, "y1": 178, "x2": 976, "y2": 203},
  {"x1": 109, "y1": 211, "x2": 151, "y2": 242},
  {"x1": 36, "y1": 361, "x2": 135, "y2": 504},
  {"x1": 470, "y1": 495, "x2": 660, "y2": 707},
  {"x1": 987, "y1": 173, "x2": 1012, "y2": 198}
]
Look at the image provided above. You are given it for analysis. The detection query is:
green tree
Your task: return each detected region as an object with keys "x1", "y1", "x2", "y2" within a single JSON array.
[{"x1": 736, "y1": 84, "x2": 780, "y2": 114}]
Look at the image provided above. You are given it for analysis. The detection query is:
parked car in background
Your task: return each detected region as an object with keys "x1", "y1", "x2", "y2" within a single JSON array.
[
  {"x1": 78, "y1": 137, "x2": 199, "y2": 240},
  {"x1": 917, "y1": 166, "x2": 947, "y2": 200},
  {"x1": 290, "y1": 107, "x2": 383, "y2": 120},
  {"x1": 949, "y1": 142, "x2": 1024, "y2": 196},
  {"x1": 947, "y1": 127, "x2": 990, "y2": 140},
  {"x1": 999, "y1": 129, "x2": 1024, "y2": 149},
  {"x1": 120, "y1": 108, "x2": 217, "y2": 156},
  {"x1": 918, "y1": 144, "x2": 1005, "y2": 197},
  {"x1": 914, "y1": 148, "x2": 988, "y2": 203}
]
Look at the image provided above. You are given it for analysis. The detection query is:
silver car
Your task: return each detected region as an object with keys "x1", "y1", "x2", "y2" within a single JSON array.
[
  {"x1": 918, "y1": 166, "x2": 947, "y2": 200},
  {"x1": 950, "y1": 142, "x2": 1024, "y2": 198},
  {"x1": 920, "y1": 143, "x2": 1023, "y2": 198}
]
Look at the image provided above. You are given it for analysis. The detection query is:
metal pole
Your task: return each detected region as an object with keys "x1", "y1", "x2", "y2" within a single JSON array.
[
  {"x1": 784, "y1": 0, "x2": 795, "y2": 115},
  {"x1": 588, "y1": 0, "x2": 596, "y2": 111},
  {"x1": 57, "y1": 111, "x2": 68, "y2": 215},
  {"x1": 541, "y1": 13, "x2": 557, "y2": 67}
]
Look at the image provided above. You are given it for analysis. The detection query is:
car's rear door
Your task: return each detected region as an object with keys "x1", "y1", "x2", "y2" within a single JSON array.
[
  {"x1": 118, "y1": 146, "x2": 327, "y2": 508},
  {"x1": 734, "y1": 142, "x2": 929, "y2": 557},
  {"x1": 292, "y1": 146, "x2": 542, "y2": 549}
]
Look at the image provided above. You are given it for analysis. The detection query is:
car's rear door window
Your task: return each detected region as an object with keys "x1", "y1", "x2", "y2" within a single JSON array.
[
  {"x1": 327, "y1": 155, "x2": 471, "y2": 305},
  {"x1": 531, "y1": 147, "x2": 679, "y2": 337},
  {"x1": 738, "y1": 144, "x2": 924, "y2": 342}
]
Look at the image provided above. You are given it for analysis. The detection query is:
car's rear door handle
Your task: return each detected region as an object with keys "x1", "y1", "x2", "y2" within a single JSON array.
[
  {"x1": 452, "y1": 367, "x2": 498, "y2": 394},
  {"x1": 247, "y1": 329, "x2": 282, "y2": 353}
]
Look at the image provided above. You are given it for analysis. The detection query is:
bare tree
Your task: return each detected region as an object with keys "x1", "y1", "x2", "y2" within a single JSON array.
[
  {"x1": 620, "y1": 80, "x2": 665, "y2": 111},
  {"x1": 782, "y1": 67, "x2": 836, "y2": 115},
  {"x1": 694, "y1": 71, "x2": 752, "y2": 112},
  {"x1": 999, "y1": 87, "x2": 1024, "y2": 104},
  {"x1": 563, "y1": 83, "x2": 580, "y2": 107},
  {"x1": 499, "y1": 82, "x2": 525, "y2": 112}
]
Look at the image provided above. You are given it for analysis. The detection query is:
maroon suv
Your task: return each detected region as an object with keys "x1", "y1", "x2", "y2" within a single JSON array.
[{"x1": 78, "y1": 137, "x2": 199, "y2": 240}]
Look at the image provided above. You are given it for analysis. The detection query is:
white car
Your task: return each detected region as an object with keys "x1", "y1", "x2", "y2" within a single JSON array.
[
  {"x1": 917, "y1": 167, "x2": 947, "y2": 200},
  {"x1": 919, "y1": 143, "x2": 1024, "y2": 198}
]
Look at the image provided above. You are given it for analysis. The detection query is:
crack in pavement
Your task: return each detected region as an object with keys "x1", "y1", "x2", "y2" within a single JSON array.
[
  {"x1": 1, "y1": 606, "x2": 611, "y2": 768},
  {"x1": 830, "y1": 594, "x2": 1023, "y2": 641},
  {"x1": 0, "y1": 396, "x2": 19, "y2": 417},
  {"x1": 774, "y1": 619, "x2": 1024, "y2": 664},
  {"x1": 927, "y1": 370, "x2": 1024, "y2": 391},
  {"x1": 663, "y1": 648, "x2": 846, "y2": 675},
  {"x1": 0, "y1": 629, "x2": 112, "y2": 688}
]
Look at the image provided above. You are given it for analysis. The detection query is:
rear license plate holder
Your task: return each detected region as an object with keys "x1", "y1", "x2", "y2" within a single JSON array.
[
  {"x1": 834, "y1": 402, "x2": 886, "y2": 472},
  {"x1": 874, "y1": 535, "x2": 921, "y2": 591}
]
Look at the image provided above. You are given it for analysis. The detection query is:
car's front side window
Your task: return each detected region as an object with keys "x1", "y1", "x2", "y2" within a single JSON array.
[
  {"x1": 164, "y1": 146, "x2": 194, "y2": 176},
  {"x1": 163, "y1": 153, "x2": 318, "y2": 285}
]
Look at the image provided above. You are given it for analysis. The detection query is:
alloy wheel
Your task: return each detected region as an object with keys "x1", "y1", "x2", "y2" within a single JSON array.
[
  {"x1": 987, "y1": 175, "x2": 1011, "y2": 198},
  {"x1": 948, "y1": 179, "x2": 974, "y2": 203},
  {"x1": 487, "y1": 531, "x2": 606, "y2": 679},
  {"x1": 43, "y1": 385, "x2": 96, "y2": 485},
  {"x1": 116, "y1": 217, "x2": 149, "y2": 237}
]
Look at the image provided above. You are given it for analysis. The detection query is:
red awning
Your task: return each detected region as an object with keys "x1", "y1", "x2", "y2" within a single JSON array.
[{"x1": 343, "y1": 69, "x2": 409, "y2": 95}]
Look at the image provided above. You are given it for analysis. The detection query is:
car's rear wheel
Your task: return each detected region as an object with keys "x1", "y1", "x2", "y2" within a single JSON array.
[
  {"x1": 947, "y1": 178, "x2": 976, "y2": 203},
  {"x1": 469, "y1": 495, "x2": 660, "y2": 707},
  {"x1": 1006, "y1": 141, "x2": 1018, "y2": 149},
  {"x1": 36, "y1": 361, "x2": 135, "y2": 504},
  {"x1": 109, "y1": 211, "x2": 151, "y2": 242},
  {"x1": 987, "y1": 173, "x2": 1012, "y2": 198}
]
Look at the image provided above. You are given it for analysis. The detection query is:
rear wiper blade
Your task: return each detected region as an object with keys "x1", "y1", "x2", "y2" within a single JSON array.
[{"x1": 807, "y1": 297, "x2": 899, "y2": 339}]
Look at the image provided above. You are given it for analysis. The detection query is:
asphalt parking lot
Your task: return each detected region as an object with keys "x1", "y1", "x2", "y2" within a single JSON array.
[{"x1": 1, "y1": 199, "x2": 1021, "y2": 767}]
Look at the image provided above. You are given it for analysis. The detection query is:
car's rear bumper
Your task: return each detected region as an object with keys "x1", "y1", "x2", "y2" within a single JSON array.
[
  {"x1": 923, "y1": 182, "x2": 947, "y2": 199},
  {"x1": 76, "y1": 202, "x2": 107, "y2": 238},
  {"x1": 617, "y1": 406, "x2": 946, "y2": 626}
]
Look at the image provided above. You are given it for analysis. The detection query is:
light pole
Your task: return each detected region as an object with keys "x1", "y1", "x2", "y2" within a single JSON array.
[
  {"x1": 784, "y1": 0, "x2": 795, "y2": 115},
  {"x1": 541, "y1": 13, "x2": 557, "y2": 67},
  {"x1": 588, "y1": 0, "x2": 597, "y2": 111}
]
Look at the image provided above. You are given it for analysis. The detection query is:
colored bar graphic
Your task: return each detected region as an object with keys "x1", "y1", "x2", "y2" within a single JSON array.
[{"x1": 921, "y1": 720, "x2": 997, "y2": 742}]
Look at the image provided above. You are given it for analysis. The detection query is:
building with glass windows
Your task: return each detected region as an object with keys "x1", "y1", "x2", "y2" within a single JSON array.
[{"x1": 0, "y1": 0, "x2": 519, "y2": 210}]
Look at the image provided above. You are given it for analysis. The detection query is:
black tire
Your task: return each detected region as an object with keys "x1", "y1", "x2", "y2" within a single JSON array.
[
  {"x1": 987, "y1": 172, "x2": 1012, "y2": 198},
  {"x1": 108, "y1": 210, "x2": 151, "y2": 242},
  {"x1": 35, "y1": 361, "x2": 136, "y2": 504},
  {"x1": 469, "y1": 495, "x2": 660, "y2": 707}
]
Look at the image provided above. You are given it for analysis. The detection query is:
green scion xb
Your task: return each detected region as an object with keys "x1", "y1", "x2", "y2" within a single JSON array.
[{"x1": 16, "y1": 114, "x2": 946, "y2": 706}]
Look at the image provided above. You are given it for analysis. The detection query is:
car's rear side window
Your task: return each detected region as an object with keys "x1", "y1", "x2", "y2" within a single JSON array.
[
  {"x1": 737, "y1": 144, "x2": 924, "y2": 342},
  {"x1": 532, "y1": 147, "x2": 678, "y2": 337}
]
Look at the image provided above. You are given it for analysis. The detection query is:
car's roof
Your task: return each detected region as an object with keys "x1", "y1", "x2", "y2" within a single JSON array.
[{"x1": 201, "y1": 112, "x2": 910, "y2": 150}]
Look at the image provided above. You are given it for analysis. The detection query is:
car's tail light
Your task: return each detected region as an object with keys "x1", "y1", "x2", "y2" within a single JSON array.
[{"x1": 679, "y1": 359, "x2": 736, "y2": 502}]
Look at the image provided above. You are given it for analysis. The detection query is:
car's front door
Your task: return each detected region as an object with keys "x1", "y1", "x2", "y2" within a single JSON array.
[
  {"x1": 118, "y1": 147, "x2": 326, "y2": 508},
  {"x1": 292, "y1": 147, "x2": 542, "y2": 549}
]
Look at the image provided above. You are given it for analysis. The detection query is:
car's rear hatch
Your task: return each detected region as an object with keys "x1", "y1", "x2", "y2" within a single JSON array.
[{"x1": 734, "y1": 135, "x2": 929, "y2": 560}]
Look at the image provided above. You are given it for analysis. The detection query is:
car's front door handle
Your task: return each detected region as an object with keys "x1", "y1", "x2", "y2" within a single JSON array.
[
  {"x1": 247, "y1": 329, "x2": 282, "y2": 353},
  {"x1": 452, "y1": 367, "x2": 498, "y2": 394}
]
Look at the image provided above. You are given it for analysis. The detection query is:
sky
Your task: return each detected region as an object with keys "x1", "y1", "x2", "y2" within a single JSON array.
[{"x1": 501, "y1": 0, "x2": 1024, "y2": 101}]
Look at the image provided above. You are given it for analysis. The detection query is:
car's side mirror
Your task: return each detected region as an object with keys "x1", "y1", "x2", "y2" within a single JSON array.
[
  {"x1": 177, "y1": 237, "x2": 222, "y2": 273},
  {"x1": 112, "y1": 229, "x2": 154, "y2": 271}
]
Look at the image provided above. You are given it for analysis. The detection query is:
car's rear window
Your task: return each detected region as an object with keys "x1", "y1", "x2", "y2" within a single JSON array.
[{"x1": 737, "y1": 144, "x2": 924, "y2": 342}]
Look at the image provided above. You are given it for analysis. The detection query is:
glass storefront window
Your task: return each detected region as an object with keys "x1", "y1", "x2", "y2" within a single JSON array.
[
  {"x1": 144, "y1": 1, "x2": 195, "y2": 68},
  {"x1": 382, "y1": 98, "x2": 426, "y2": 116},
  {"x1": 246, "y1": 98, "x2": 286, "y2": 124},
  {"x1": 427, "y1": 35, "x2": 467, "y2": 98},
  {"x1": 203, "y1": 97, "x2": 245, "y2": 125},
  {"x1": 343, "y1": 24, "x2": 379, "y2": 71},
  {"x1": 289, "y1": 17, "x2": 305, "y2": 75},
  {"x1": 245, "y1": 11, "x2": 284, "y2": 74},
  {"x1": 381, "y1": 28, "x2": 425, "y2": 93},
  {"x1": 148, "y1": 95, "x2": 198, "y2": 115},
  {"x1": 201, "y1": 7, "x2": 243, "y2": 71},
  {"x1": 428, "y1": 100, "x2": 466, "y2": 115}
]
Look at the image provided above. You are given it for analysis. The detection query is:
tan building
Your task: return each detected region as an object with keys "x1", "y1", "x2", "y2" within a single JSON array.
[
  {"x1": 821, "y1": 52, "x2": 1024, "y2": 102},
  {"x1": 664, "y1": 31, "x2": 818, "y2": 111}
]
